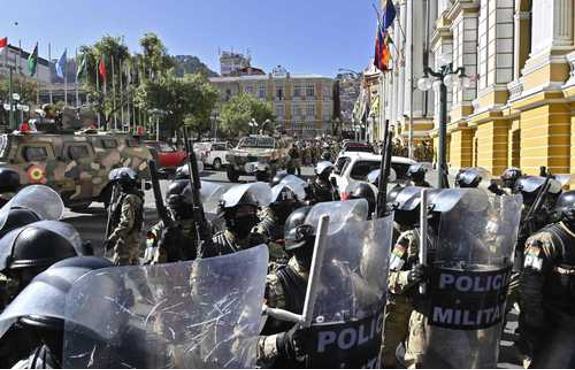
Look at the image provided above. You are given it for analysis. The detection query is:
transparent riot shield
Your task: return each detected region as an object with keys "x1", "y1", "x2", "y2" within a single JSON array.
[
  {"x1": 304, "y1": 199, "x2": 369, "y2": 234},
  {"x1": 423, "y1": 189, "x2": 523, "y2": 368},
  {"x1": 296, "y1": 214, "x2": 394, "y2": 368},
  {"x1": 199, "y1": 180, "x2": 226, "y2": 215},
  {"x1": 0, "y1": 185, "x2": 64, "y2": 230},
  {"x1": 220, "y1": 182, "x2": 272, "y2": 209},
  {"x1": 63, "y1": 245, "x2": 269, "y2": 369},
  {"x1": 275, "y1": 176, "x2": 307, "y2": 202}
]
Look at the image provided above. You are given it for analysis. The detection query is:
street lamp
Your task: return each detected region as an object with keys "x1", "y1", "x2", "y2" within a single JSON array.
[{"x1": 417, "y1": 63, "x2": 470, "y2": 188}]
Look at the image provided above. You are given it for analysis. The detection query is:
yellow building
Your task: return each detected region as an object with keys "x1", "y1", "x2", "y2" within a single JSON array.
[
  {"x1": 429, "y1": 0, "x2": 575, "y2": 176},
  {"x1": 209, "y1": 66, "x2": 334, "y2": 138}
]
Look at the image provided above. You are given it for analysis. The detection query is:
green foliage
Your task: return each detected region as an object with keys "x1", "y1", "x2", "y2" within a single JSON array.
[
  {"x1": 220, "y1": 94, "x2": 275, "y2": 136},
  {"x1": 0, "y1": 76, "x2": 37, "y2": 104}
]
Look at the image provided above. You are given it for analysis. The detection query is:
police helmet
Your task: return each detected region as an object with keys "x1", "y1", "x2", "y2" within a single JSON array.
[
  {"x1": 0, "y1": 222, "x2": 81, "y2": 273},
  {"x1": 16, "y1": 257, "x2": 113, "y2": 331},
  {"x1": 271, "y1": 173, "x2": 288, "y2": 187},
  {"x1": 0, "y1": 169, "x2": 20, "y2": 194},
  {"x1": 407, "y1": 163, "x2": 427, "y2": 183},
  {"x1": 218, "y1": 191, "x2": 260, "y2": 218},
  {"x1": 284, "y1": 206, "x2": 314, "y2": 252},
  {"x1": 455, "y1": 168, "x2": 483, "y2": 188},
  {"x1": 0, "y1": 208, "x2": 41, "y2": 239},
  {"x1": 166, "y1": 179, "x2": 192, "y2": 208},
  {"x1": 174, "y1": 165, "x2": 190, "y2": 180},
  {"x1": 348, "y1": 183, "x2": 377, "y2": 216},
  {"x1": 315, "y1": 161, "x2": 334, "y2": 177},
  {"x1": 501, "y1": 168, "x2": 522, "y2": 189},
  {"x1": 108, "y1": 167, "x2": 138, "y2": 184},
  {"x1": 387, "y1": 184, "x2": 405, "y2": 207},
  {"x1": 554, "y1": 191, "x2": 575, "y2": 222}
]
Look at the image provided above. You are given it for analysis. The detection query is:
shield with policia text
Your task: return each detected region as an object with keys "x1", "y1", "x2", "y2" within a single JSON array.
[
  {"x1": 296, "y1": 199, "x2": 394, "y2": 368},
  {"x1": 63, "y1": 246, "x2": 269, "y2": 368},
  {"x1": 423, "y1": 189, "x2": 523, "y2": 368}
]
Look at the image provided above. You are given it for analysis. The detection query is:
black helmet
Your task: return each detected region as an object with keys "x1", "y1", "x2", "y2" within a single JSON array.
[
  {"x1": 271, "y1": 173, "x2": 288, "y2": 187},
  {"x1": 407, "y1": 163, "x2": 427, "y2": 183},
  {"x1": 284, "y1": 206, "x2": 314, "y2": 252},
  {"x1": 0, "y1": 208, "x2": 41, "y2": 239},
  {"x1": 166, "y1": 179, "x2": 192, "y2": 208},
  {"x1": 501, "y1": 168, "x2": 522, "y2": 189},
  {"x1": 0, "y1": 168, "x2": 20, "y2": 193},
  {"x1": 554, "y1": 191, "x2": 575, "y2": 223},
  {"x1": 348, "y1": 183, "x2": 376, "y2": 216},
  {"x1": 455, "y1": 168, "x2": 483, "y2": 188},
  {"x1": 387, "y1": 184, "x2": 405, "y2": 206},
  {"x1": 109, "y1": 167, "x2": 138, "y2": 184},
  {"x1": 0, "y1": 222, "x2": 81, "y2": 273},
  {"x1": 174, "y1": 165, "x2": 190, "y2": 180},
  {"x1": 321, "y1": 151, "x2": 331, "y2": 162},
  {"x1": 218, "y1": 191, "x2": 259, "y2": 218}
]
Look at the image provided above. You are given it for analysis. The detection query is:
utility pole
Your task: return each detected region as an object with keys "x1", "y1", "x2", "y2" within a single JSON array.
[{"x1": 408, "y1": 0, "x2": 415, "y2": 160}]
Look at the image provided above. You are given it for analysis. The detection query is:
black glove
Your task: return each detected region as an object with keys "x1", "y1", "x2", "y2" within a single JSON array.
[
  {"x1": 248, "y1": 230, "x2": 268, "y2": 247},
  {"x1": 488, "y1": 181, "x2": 505, "y2": 196},
  {"x1": 407, "y1": 264, "x2": 429, "y2": 284},
  {"x1": 276, "y1": 325, "x2": 306, "y2": 362}
]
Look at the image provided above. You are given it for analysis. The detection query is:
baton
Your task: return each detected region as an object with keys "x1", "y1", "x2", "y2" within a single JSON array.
[{"x1": 419, "y1": 189, "x2": 428, "y2": 295}]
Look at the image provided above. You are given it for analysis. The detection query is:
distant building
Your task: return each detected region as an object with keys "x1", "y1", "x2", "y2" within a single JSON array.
[
  {"x1": 210, "y1": 65, "x2": 335, "y2": 138},
  {"x1": 219, "y1": 51, "x2": 251, "y2": 77},
  {"x1": 335, "y1": 73, "x2": 362, "y2": 125},
  {"x1": 0, "y1": 44, "x2": 51, "y2": 84}
]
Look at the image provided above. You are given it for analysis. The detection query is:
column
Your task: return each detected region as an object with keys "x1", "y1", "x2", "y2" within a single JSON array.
[
  {"x1": 404, "y1": 0, "x2": 425, "y2": 118},
  {"x1": 531, "y1": 0, "x2": 574, "y2": 55},
  {"x1": 397, "y1": 0, "x2": 407, "y2": 122}
]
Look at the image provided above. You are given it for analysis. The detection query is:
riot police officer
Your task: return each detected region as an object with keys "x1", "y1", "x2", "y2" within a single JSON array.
[
  {"x1": 347, "y1": 182, "x2": 377, "y2": 218},
  {"x1": 105, "y1": 168, "x2": 145, "y2": 266},
  {"x1": 0, "y1": 169, "x2": 20, "y2": 208},
  {"x1": 501, "y1": 167, "x2": 523, "y2": 193},
  {"x1": 455, "y1": 167, "x2": 485, "y2": 188},
  {"x1": 406, "y1": 163, "x2": 431, "y2": 188},
  {"x1": 258, "y1": 206, "x2": 314, "y2": 368},
  {"x1": 306, "y1": 161, "x2": 340, "y2": 204},
  {"x1": 199, "y1": 184, "x2": 267, "y2": 258},
  {"x1": 3, "y1": 257, "x2": 114, "y2": 369},
  {"x1": 145, "y1": 180, "x2": 200, "y2": 264},
  {"x1": 270, "y1": 173, "x2": 288, "y2": 188},
  {"x1": 0, "y1": 221, "x2": 83, "y2": 309},
  {"x1": 520, "y1": 190, "x2": 575, "y2": 368}
]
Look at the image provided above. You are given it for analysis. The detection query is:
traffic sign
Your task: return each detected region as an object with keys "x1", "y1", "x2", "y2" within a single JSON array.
[{"x1": 12, "y1": 93, "x2": 20, "y2": 101}]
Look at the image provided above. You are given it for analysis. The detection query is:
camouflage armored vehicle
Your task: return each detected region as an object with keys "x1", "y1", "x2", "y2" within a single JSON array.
[
  {"x1": 0, "y1": 129, "x2": 152, "y2": 211},
  {"x1": 225, "y1": 135, "x2": 292, "y2": 182}
]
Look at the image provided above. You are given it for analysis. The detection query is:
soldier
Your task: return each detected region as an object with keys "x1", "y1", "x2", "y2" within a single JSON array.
[
  {"x1": 381, "y1": 187, "x2": 436, "y2": 368},
  {"x1": 347, "y1": 182, "x2": 377, "y2": 217},
  {"x1": 406, "y1": 163, "x2": 431, "y2": 188},
  {"x1": 104, "y1": 168, "x2": 145, "y2": 266},
  {"x1": 501, "y1": 167, "x2": 523, "y2": 193},
  {"x1": 306, "y1": 161, "x2": 340, "y2": 204},
  {"x1": 520, "y1": 190, "x2": 575, "y2": 368},
  {"x1": 199, "y1": 184, "x2": 268, "y2": 258},
  {"x1": 145, "y1": 180, "x2": 199, "y2": 264},
  {"x1": 287, "y1": 144, "x2": 301, "y2": 176},
  {"x1": 3, "y1": 257, "x2": 114, "y2": 369},
  {"x1": 258, "y1": 206, "x2": 314, "y2": 368},
  {"x1": 0, "y1": 168, "x2": 20, "y2": 208}
]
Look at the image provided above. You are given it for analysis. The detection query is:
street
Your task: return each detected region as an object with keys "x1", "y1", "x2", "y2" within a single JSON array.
[{"x1": 61, "y1": 165, "x2": 523, "y2": 369}]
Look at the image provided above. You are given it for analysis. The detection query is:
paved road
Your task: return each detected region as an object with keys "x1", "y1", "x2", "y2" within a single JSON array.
[{"x1": 61, "y1": 165, "x2": 523, "y2": 368}]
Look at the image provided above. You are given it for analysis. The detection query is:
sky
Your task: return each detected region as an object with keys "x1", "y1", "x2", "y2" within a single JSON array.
[{"x1": 3, "y1": 0, "x2": 378, "y2": 77}]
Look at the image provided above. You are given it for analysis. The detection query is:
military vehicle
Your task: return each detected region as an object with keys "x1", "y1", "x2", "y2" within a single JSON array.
[
  {"x1": 0, "y1": 129, "x2": 152, "y2": 211},
  {"x1": 225, "y1": 135, "x2": 292, "y2": 182}
]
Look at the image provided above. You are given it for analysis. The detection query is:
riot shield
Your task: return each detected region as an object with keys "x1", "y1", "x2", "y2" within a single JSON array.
[
  {"x1": 296, "y1": 213, "x2": 394, "y2": 368},
  {"x1": 0, "y1": 185, "x2": 64, "y2": 230},
  {"x1": 276, "y1": 175, "x2": 307, "y2": 201},
  {"x1": 423, "y1": 189, "x2": 523, "y2": 368},
  {"x1": 199, "y1": 180, "x2": 226, "y2": 214},
  {"x1": 63, "y1": 245, "x2": 269, "y2": 369},
  {"x1": 220, "y1": 182, "x2": 272, "y2": 209},
  {"x1": 304, "y1": 199, "x2": 369, "y2": 234},
  {"x1": 366, "y1": 168, "x2": 397, "y2": 185}
]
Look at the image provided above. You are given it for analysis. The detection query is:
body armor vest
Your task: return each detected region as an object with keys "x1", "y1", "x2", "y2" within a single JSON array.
[{"x1": 544, "y1": 223, "x2": 575, "y2": 314}]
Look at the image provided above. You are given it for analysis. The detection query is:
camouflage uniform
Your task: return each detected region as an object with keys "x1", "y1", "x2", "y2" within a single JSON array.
[
  {"x1": 255, "y1": 206, "x2": 288, "y2": 264},
  {"x1": 145, "y1": 218, "x2": 199, "y2": 264},
  {"x1": 519, "y1": 222, "x2": 575, "y2": 368},
  {"x1": 199, "y1": 229, "x2": 264, "y2": 258},
  {"x1": 108, "y1": 191, "x2": 144, "y2": 266},
  {"x1": 383, "y1": 228, "x2": 430, "y2": 369},
  {"x1": 258, "y1": 257, "x2": 309, "y2": 368}
]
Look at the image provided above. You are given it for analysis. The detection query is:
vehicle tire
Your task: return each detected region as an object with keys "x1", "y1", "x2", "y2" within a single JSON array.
[
  {"x1": 227, "y1": 168, "x2": 240, "y2": 183},
  {"x1": 213, "y1": 158, "x2": 222, "y2": 171}
]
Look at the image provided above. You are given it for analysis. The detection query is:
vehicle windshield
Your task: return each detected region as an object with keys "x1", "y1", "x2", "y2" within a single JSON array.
[
  {"x1": 350, "y1": 160, "x2": 411, "y2": 180},
  {"x1": 238, "y1": 136, "x2": 275, "y2": 149},
  {"x1": 159, "y1": 143, "x2": 175, "y2": 152},
  {"x1": 344, "y1": 143, "x2": 375, "y2": 153}
]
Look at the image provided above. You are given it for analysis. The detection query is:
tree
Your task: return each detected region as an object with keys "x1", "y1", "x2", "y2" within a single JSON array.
[
  {"x1": 220, "y1": 94, "x2": 275, "y2": 136},
  {"x1": 134, "y1": 73, "x2": 218, "y2": 138}
]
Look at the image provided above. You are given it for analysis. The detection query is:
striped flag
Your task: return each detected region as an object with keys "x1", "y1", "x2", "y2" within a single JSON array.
[{"x1": 374, "y1": 0, "x2": 396, "y2": 72}]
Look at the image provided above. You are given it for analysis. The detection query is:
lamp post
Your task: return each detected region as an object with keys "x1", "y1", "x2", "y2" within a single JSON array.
[{"x1": 417, "y1": 63, "x2": 470, "y2": 188}]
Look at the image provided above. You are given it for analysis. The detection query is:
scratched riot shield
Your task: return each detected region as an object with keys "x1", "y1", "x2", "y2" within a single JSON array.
[
  {"x1": 63, "y1": 245, "x2": 269, "y2": 369},
  {"x1": 0, "y1": 185, "x2": 64, "y2": 230},
  {"x1": 423, "y1": 189, "x2": 523, "y2": 368},
  {"x1": 296, "y1": 209, "x2": 394, "y2": 368}
]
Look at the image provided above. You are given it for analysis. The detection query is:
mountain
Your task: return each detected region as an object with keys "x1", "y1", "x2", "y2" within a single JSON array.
[{"x1": 172, "y1": 55, "x2": 219, "y2": 78}]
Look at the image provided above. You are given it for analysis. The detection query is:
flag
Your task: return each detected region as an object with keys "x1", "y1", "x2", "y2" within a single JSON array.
[
  {"x1": 55, "y1": 49, "x2": 67, "y2": 79},
  {"x1": 374, "y1": 0, "x2": 396, "y2": 72},
  {"x1": 98, "y1": 54, "x2": 107, "y2": 82},
  {"x1": 76, "y1": 54, "x2": 87, "y2": 79},
  {"x1": 0, "y1": 37, "x2": 7, "y2": 49},
  {"x1": 28, "y1": 42, "x2": 38, "y2": 76}
]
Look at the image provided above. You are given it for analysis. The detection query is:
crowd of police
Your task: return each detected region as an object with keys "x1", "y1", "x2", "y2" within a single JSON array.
[{"x1": 0, "y1": 152, "x2": 573, "y2": 368}]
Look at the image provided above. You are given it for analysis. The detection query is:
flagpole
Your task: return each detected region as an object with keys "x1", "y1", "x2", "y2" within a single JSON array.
[
  {"x1": 408, "y1": 0, "x2": 414, "y2": 160},
  {"x1": 75, "y1": 48, "x2": 79, "y2": 107},
  {"x1": 96, "y1": 57, "x2": 101, "y2": 128},
  {"x1": 36, "y1": 42, "x2": 40, "y2": 107},
  {"x1": 64, "y1": 49, "x2": 68, "y2": 107},
  {"x1": 48, "y1": 43, "x2": 53, "y2": 104},
  {"x1": 119, "y1": 57, "x2": 124, "y2": 131},
  {"x1": 111, "y1": 55, "x2": 117, "y2": 130}
]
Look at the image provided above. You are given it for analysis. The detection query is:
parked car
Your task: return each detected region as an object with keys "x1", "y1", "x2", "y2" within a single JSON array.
[
  {"x1": 331, "y1": 152, "x2": 416, "y2": 197},
  {"x1": 144, "y1": 141, "x2": 187, "y2": 176},
  {"x1": 340, "y1": 141, "x2": 376, "y2": 154},
  {"x1": 194, "y1": 141, "x2": 232, "y2": 170}
]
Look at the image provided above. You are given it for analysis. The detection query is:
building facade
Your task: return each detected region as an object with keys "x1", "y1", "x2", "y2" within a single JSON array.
[
  {"x1": 377, "y1": 0, "x2": 575, "y2": 177},
  {"x1": 210, "y1": 66, "x2": 335, "y2": 138},
  {"x1": 219, "y1": 51, "x2": 251, "y2": 77}
]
